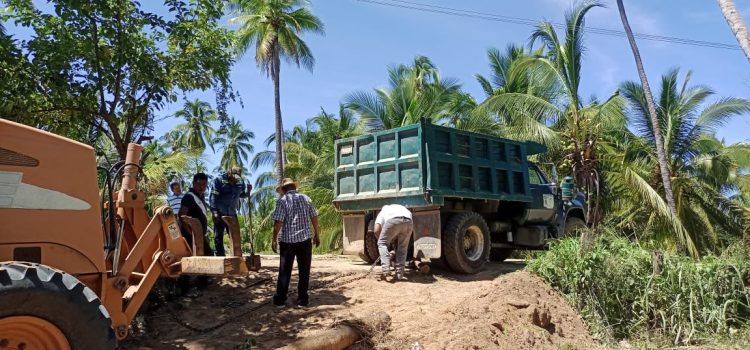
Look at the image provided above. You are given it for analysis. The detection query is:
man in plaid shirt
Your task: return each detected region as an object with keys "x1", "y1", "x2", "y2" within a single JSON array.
[{"x1": 272, "y1": 178, "x2": 320, "y2": 308}]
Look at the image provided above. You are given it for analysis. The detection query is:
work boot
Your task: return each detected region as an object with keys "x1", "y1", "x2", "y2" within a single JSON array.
[
  {"x1": 377, "y1": 271, "x2": 392, "y2": 282},
  {"x1": 395, "y1": 270, "x2": 406, "y2": 281}
]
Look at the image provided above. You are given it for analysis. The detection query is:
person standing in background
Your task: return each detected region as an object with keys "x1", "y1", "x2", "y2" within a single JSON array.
[
  {"x1": 167, "y1": 181, "x2": 184, "y2": 214},
  {"x1": 209, "y1": 166, "x2": 251, "y2": 256}
]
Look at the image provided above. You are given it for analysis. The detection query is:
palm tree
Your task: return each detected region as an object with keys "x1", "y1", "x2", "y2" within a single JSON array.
[
  {"x1": 616, "y1": 69, "x2": 750, "y2": 256},
  {"x1": 229, "y1": 0, "x2": 324, "y2": 183},
  {"x1": 617, "y1": 0, "x2": 678, "y2": 250},
  {"x1": 172, "y1": 99, "x2": 218, "y2": 153},
  {"x1": 345, "y1": 56, "x2": 471, "y2": 131},
  {"x1": 476, "y1": 44, "x2": 560, "y2": 145},
  {"x1": 718, "y1": 0, "x2": 750, "y2": 61},
  {"x1": 217, "y1": 118, "x2": 255, "y2": 170},
  {"x1": 249, "y1": 108, "x2": 361, "y2": 252},
  {"x1": 484, "y1": 1, "x2": 622, "y2": 225}
]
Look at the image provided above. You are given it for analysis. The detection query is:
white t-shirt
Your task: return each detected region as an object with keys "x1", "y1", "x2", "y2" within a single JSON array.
[{"x1": 375, "y1": 204, "x2": 412, "y2": 226}]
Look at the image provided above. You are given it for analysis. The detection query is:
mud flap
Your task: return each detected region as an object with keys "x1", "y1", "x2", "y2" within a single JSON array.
[
  {"x1": 342, "y1": 214, "x2": 365, "y2": 255},
  {"x1": 412, "y1": 210, "x2": 441, "y2": 259}
]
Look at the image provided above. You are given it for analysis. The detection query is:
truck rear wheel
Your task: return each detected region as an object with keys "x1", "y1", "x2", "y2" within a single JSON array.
[
  {"x1": 359, "y1": 215, "x2": 377, "y2": 263},
  {"x1": 442, "y1": 212, "x2": 490, "y2": 274},
  {"x1": 0, "y1": 262, "x2": 116, "y2": 350},
  {"x1": 364, "y1": 229, "x2": 380, "y2": 263}
]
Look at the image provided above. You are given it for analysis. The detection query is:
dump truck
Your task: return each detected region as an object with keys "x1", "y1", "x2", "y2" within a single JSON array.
[
  {"x1": 333, "y1": 119, "x2": 587, "y2": 274},
  {"x1": 0, "y1": 118, "x2": 258, "y2": 349}
]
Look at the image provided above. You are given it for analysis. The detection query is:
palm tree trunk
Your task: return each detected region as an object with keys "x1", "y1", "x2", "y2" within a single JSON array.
[
  {"x1": 272, "y1": 43, "x2": 285, "y2": 182},
  {"x1": 617, "y1": 0, "x2": 682, "y2": 253},
  {"x1": 718, "y1": 0, "x2": 750, "y2": 61}
]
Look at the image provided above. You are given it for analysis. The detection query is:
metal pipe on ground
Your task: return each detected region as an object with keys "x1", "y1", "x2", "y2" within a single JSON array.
[{"x1": 277, "y1": 312, "x2": 391, "y2": 350}]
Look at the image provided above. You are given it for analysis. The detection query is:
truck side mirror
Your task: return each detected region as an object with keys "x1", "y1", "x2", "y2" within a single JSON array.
[
  {"x1": 550, "y1": 165, "x2": 559, "y2": 185},
  {"x1": 543, "y1": 162, "x2": 559, "y2": 185}
]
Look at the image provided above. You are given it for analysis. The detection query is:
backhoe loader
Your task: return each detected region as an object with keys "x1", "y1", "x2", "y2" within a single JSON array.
[{"x1": 0, "y1": 118, "x2": 259, "y2": 349}]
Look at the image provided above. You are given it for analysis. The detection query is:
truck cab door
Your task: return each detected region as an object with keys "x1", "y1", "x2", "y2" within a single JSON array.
[{"x1": 526, "y1": 164, "x2": 557, "y2": 223}]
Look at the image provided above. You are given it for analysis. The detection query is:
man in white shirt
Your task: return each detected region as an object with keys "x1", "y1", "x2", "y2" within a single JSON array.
[{"x1": 373, "y1": 204, "x2": 413, "y2": 281}]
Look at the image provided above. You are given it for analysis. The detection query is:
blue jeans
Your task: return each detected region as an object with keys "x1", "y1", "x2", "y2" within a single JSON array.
[{"x1": 213, "y1": 216, "x2": 231, "y2": 256}]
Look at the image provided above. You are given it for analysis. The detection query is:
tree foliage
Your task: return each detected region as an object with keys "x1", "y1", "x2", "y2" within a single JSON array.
[
  {"x1": 1, "y1": 0, "x2": 236, "y2": 159},
  {"x1": 228, "y1": 0, "x2": 324, "y2": 182}
]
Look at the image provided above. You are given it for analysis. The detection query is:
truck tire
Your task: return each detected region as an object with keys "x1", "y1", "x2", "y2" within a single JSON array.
[
  {"x1": 442, "y1": 212, "x2": 491, "y2": 274},
  {"x1": 489, "y1": 248, "x2": 513, "y2": 262},
  {"x1": 359, "y1": 215, "x2": 376, "y2": 263},
  {"x1": 365, "y1": 230, "x2": 380, "y2": 263},
  {"x1": 0, "y1": 262, "x2": 116, "y2": 350},
  {"x1": 564, "y1": 217, "x2": 587, "y2": 237}
]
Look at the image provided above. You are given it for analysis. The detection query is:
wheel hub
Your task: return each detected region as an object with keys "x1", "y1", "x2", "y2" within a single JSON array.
[
  {"x1": 0, "y1": 316, "x2": 71, "y2": 350},
  {"x1": 463, "y1": 225, "x2": 485, "y2": 261}
]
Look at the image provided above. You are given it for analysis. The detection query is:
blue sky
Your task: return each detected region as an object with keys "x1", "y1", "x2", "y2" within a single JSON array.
[
  {"x1": 152, "y1": 0, "x2": 750, "y2": 180},
  {"x1": 9, "y1": 1, "x2": 750, "y2": 181}
]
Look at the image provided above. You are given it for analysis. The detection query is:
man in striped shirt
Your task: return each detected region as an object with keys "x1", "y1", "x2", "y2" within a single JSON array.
[
  {"x1": 167, "y1": 181, "x2": 184, "y2": 214},
  {"x1": 271, "y1": 178, "x2": 320, "y2": 308}
]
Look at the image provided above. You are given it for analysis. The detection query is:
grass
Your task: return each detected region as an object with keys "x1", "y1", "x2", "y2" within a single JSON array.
[{"x1": 527, "y1": 229, "x2": 750, "y2": 346}]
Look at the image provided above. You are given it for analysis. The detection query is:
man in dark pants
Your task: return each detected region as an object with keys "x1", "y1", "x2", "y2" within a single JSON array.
[
  {"x1": 271, "y1": 178, "x2": 320, "y2": 308},
  {"x1": 209, "y1": 166, "x2": 251, "y2": 256},
  {"x1": 176, "y1": 172, "x2": 212, "y2": 294},
  {"x1": 178, "y1": 173, "x2": 213, "y2": 257}
]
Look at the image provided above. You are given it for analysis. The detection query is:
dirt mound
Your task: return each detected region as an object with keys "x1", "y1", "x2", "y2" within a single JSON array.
[
  {"x1": 121, "y1": 256, "x2": 599, "y2": 350},
  {"x1": 412, "y1": 271, "x2": 599, "y2": 350}
]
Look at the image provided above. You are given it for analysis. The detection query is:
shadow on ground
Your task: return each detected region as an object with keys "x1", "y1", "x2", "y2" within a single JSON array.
[{"x1": 118, "y1": 256, "x2": 527, "y2": 349}]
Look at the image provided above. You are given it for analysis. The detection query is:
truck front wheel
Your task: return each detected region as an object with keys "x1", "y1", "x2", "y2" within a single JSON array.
[
  {"x1": 442, "y1": 212, "x2": 490, "y2": 274},
  {"x1": 564, "y1": 217, "x2": 587, "y2": 237}
]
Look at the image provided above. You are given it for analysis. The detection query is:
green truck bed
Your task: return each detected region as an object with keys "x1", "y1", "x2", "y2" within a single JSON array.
[{"x1": 333, "y1": 119, "x2": 546, "y2": 212}]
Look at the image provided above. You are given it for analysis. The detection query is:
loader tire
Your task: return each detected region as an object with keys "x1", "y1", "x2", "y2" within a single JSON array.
[
  {"x1": 442, "y1": 212, "x2": 490, "y2": 274},
  {"x1": 0, "y1": 262, "x2": 116, "y2": 350}
]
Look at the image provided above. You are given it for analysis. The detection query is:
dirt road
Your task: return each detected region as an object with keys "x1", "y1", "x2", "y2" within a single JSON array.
[{"x1": 121, "y1": 255, "x2": 599, "y2": 350}]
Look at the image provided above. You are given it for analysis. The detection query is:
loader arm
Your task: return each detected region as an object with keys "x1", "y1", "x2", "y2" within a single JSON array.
[{"x1": 102, "y1": 143, "x2": 257, "y2": 340}]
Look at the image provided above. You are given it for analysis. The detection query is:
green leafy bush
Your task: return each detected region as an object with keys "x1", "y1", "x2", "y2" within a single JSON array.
[{"x1": 527, "y1": 231, "x2": 750, "y2": 345}]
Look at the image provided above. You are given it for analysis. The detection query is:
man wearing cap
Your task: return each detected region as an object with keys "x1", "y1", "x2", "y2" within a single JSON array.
[
  {"x1": 209, "y1": 166, "x2": 252, "y2": 256},
  {"x1": 272, "y1": 178, "x2": 320, "y2": 308}
]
